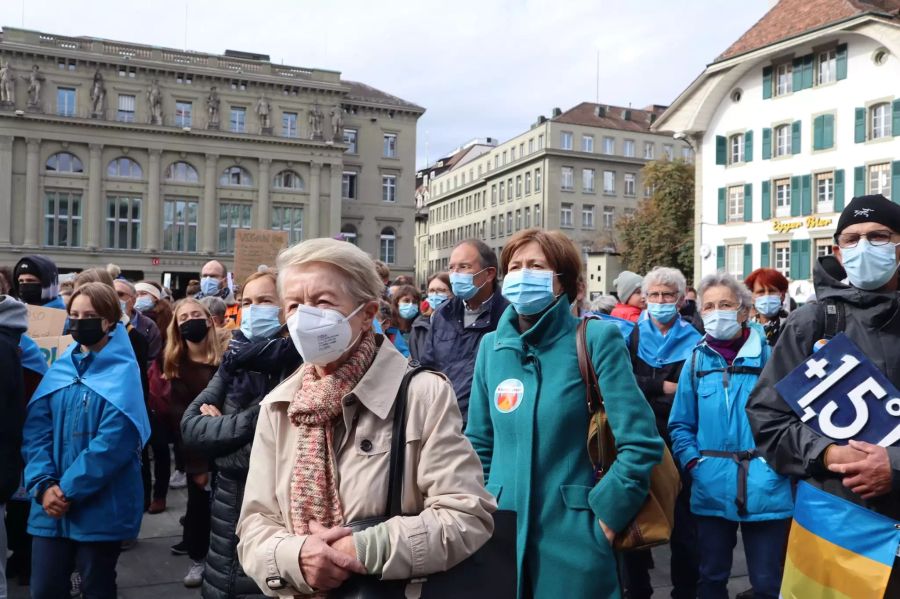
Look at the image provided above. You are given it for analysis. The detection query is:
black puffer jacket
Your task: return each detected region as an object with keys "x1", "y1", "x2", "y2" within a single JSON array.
[{"x1": 181, "y1": 332, "x2": 301, "y2": 599}]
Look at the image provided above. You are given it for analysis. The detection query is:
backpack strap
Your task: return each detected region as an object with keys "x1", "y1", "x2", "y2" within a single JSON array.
[
  {"x1": 822, "y1": 299, "x2": 845, "y2": 340},
  {"x1": 627, "y1": 320, "x2": 640, "y2": 365}
]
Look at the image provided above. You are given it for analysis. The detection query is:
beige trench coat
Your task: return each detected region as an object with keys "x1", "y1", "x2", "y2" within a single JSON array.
[{"x1": 236, "y1": 337, "x2": 496, "y2": 596}]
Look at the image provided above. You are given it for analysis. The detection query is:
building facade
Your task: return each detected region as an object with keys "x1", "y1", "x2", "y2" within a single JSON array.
[
  {"x1": 419, "y1": 103, "x2": 690, "y2": 278},
  {"x1": 0, "y1": 27, "x2": 423, "y2": 291},
  {"x1": 654, "y1": 0, "x2": 900, "y2": 300}
]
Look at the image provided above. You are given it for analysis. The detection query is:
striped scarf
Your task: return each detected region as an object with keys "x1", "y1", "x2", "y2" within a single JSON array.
[{"x1": 287, "y1": 331, "x2": 377, "y2": 536}]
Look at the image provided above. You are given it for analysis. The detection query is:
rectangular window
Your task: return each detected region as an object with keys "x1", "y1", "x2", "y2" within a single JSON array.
[
  {"x1": 271, "y1": 205, "x2": 303, "y2": 245},
  {"x1": 725, "y1": 244, "x2": 743, "y2": 276},
  {"x1": 525, "y1": 172, "x2": 532, "y2": 195},
  {"x1": 535, "y1": 168, "x2": 542, "y2": 192},
  {"x1": 582, "y1": 168, "x2": 595, "y2": 193},
  {"x1": 535, "y1": 204, "x2": 542, "y2": 226},
  {"x1": 105, "y1": 196, "x2": 141, "y2": 250},
  {"x1": 644, "y1": 142, "x2": 655, "y2": 159},
  {"x1": 682, "y1": 147, "x2": 693, "y2": 162},
  {"x1": 815, "y1": 238, "x2": 835, "y2": 258},
  {"x1": 491, "y1": 184, "x2": 498, "y2": 205},
  {"x1": 524, "y1": 206, "x2": 531, "y2": 228},
  {"x1": 603, "y1": 136, "x2": 615, "y2": 154},
  {"x1": 383, "y1": 133, "x2": 398, "y2": 157},
  {"x1": 603, "y1": 170, "x2": 615, "y2": 194},
  {"x1": 175, "y1": 73, "x2": 193, "y2": 85},
  {"x1": 490, "y1": 216, "x2": 497, "y2": 238},
  {"x1": 561, "y1": 131, "x2": 573, "y2": 150},
  {"x1": 538, "y1": 134, "x2": 544, "y2": 149},
  {"x1": 163, "y1": 198, "x2": 198, "y2": 252},
  {"x1": 603, "y1": 206, "x2": 614, "y2": 230},
  {"x1": 230, "y1": 107, "x2": 246, "y2": 133},
  {"x1": 516, "y1": 175, "x2": 523, "y2": 197},
  {"x1": 507, "y1": 178, "x2": 513, "y2": 200},
  {"x1": 623, "y1": 140, "x2": 635, "y2": 158},
  {"x1": 775, "y1": 178, "x2": 791, "y2": 217},
  {"x1": 175, "y1": 101, "x2": 192, "y2": 128},
  {"x1": 515, "y1": 209, "x2": 522, "y2": 231},
  {"x1": 342, "y1": 172, "x2": 357, "y2": 199},
  {"x1": 528, "y1": 138, "x2": 534, "y2": 154},
  {"x1": 560, "y1": 203, "x2": 573, "y2": 228},
  {"x1": 582, "y1": 205, "x2": 595, "y2": 229},
  {"x1": 57, "y1": 87, "x2": 76, "y2": 117},
  {"x1": 218, "y1": 202, "x2": 252, "y2": 253},
  {"x1": 581, "y1": 135, "x2": 593, "y2": 152},
  {"x1": 774, "y1": 241, "x2": 791, "y2": 277},
  {"x1": 871, "y1": 103, "x2": 892, "y2": 139},
  {"x1": 44, "y1": 190, "x2": 82, "y2": 247},
  {"x1": 343, "y1": 128, "x2": 358, "y2": 152},
  {"x1": 282, "y1": 112, "x2": 298, "y2": 138},
  {"x1": 727, "y1": 185, "x2": 745, "y2": 222},
  {"x1": 775, "y1": 124, "x2": 791, "y2": 157},
  {"x1": 117, "y1": 94, "x2": 135, "y2": 122},
  {"x1": 663, "y1": 144, "x2": 674, "y2": 160},
  {"x1": 816, "y1": 49, "x2": 837, "y2": 85},
  {"x1": 380, "y1": 230, "x2": 396, "y2": 264},
  {"x1": 561, "y1": 167, "x2": 574, "y2": 191},
  {"x1": 729, "y1": 133, "x2": 745, "y2": 164},
  {"x1": 775, "y1": 62, "x2": 793, "y2": 96},
  {"x1": 499, "y1": 181, "x2": 505, "y2": 203},
  {"x1": 510, "y1": 147, "x2": 516, "y2": 161},
  {"x1": 118, "y1": 65, "x2": 136, "y2": 78},
  {"x1": 815, "y1": 172, "x2": 834, "y2": 213},
  {"x1": 382, "y1": 175, "x2": 397, "y2": 202},
  {"x1": 499, "y1": 213, "x2": 505, "y2": 236},
  {"x1": 624, "y1": 173, "x2": 636, "y2": 196},
  {"x1": 869, "y1": 162, "x2": 892, "y2": 197},
  {"x1": 506, "y1": 211, "x2": 513, "y2": 232},
  {"x1": 58, "y1": 58, "x2": 76, "y2": 71}
]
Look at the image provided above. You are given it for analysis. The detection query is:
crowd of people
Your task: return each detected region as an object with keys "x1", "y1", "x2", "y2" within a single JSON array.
[{"x1": 0, "y1": 193, "x2": 899, "y2": 598}]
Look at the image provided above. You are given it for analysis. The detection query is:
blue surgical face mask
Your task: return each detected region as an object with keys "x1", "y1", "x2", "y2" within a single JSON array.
[
  {"x1": 450, "y1": 268, "x2": 487, "y2": 300},
  {"x1": 119, "y1": 300, "x2": 129, "y2": 318},
  {"x1": 200, "y1": 276, "x2": 220, "y2": 297},
  {"x1": 841, "y1": 239, "x2": 900, "y2": 291},
  {"x1": 702, "y1": 310, "x2": 742, "y2": 341},
  {"x1": 134, "y1": 296, "x2": 156, "y2": 313},
  {"x1": 647, "y1": 302, "x2": 678, "y2": 324},
  {"x1": 426, "y1": 293, "x2": 449, "y2": 311},
  {"x1": 240, "y1": 304, "x2": 283, "y2": 341},
  {"x1": 398, "y1": 303, "x2": 419, "y2": 320},
  {"x1": 502, "y1": 269, "x2": 557, "y2": 316},
  {"x1": 754, "y1": 295, "x2": 782, "y2": 318}
]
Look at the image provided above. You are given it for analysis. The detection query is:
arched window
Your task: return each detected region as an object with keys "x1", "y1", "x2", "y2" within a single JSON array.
[
  {"x1": 165, "y1": 161, "x2": 199, "y2": 183},
  {"x1": 107, "y1": 157, "x2": 143, "y2": 179},
  {"x1": 340, "y1": 223, "x2": 358, "y2": 245},
  {"x1": 219, "y1": 166, "x2": 253, "y2": 187},
  {"x1": 273, "y1": 170, "x2": 304, "y2": 191},
  {"x1": 45, "y1": 152, "x2": 84, "y2": 174},
  {"x1": 379, "y1": 227, "x2": 396, "y2": 264}
]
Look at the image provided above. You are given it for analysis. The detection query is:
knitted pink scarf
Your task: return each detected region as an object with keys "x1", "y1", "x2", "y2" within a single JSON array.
[{"x1": 287, "y1": 332, "x2": 377, "y2": 536}]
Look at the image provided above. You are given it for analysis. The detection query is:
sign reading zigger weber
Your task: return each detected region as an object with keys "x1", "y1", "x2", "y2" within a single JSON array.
[
  {"x1": 775, "y1": 333, "x2": 900, "y2": 447},
  {"x1": 232, "y1": 229, "x2": 289, "y2": 285}
]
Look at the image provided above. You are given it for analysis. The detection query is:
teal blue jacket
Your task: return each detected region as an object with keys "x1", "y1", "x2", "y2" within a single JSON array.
[{"x1": 466, "y1": 298, "x2": 664, "y2": 599}]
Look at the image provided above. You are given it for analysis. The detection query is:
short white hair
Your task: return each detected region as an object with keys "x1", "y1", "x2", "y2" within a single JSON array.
[
  {"x1": 641, "y1": 267, "x2": 687, "y2": 299},
  {"x1": 276, "y1": 238, "x2": 384, "y2": 304},
  {"x1": 698, "y1": 272, "x2": 753, "y2": 312}
]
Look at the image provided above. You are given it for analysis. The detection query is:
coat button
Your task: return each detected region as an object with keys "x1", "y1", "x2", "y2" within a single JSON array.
[{"x1": 360, "y1": 439, "x2": 373, "y2": 452}]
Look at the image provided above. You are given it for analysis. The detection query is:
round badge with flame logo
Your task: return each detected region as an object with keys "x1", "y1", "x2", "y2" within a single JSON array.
[{"x1": 494, "y1": 378, "x2": 525, "y2": 414}]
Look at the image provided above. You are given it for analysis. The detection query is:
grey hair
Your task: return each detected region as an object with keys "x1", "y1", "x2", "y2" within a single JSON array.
[
  {"x1": 276, "y1": 238, "x2": 384, "y2": 305},
  {"x1": 641, "y1": 267, "x2": 687, "y2": 299},
  {"x1": 455, "y1": 238, "x2": 499, "y2": 289},
  {"x1": 698, "y1": 272, "x2": 753, "y2": 312},
  {"x1": 200, "y1": 295, "x2": 226, "y2": 319},
  {"x1": 113, "y1": 278, "x2": 136, "y2": 295},
  {"x1": 590, "y1": 295, "x2": 617, "y2": 314}
]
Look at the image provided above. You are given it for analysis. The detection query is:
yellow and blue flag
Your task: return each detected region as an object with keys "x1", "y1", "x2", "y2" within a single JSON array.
[{"x1": 781, "y1": 482, "x2": 900, "y2": 599}]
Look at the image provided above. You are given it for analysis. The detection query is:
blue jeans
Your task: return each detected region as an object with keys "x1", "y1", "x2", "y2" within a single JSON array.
[
  {"x1": 695, "y1": 516, "x2": 789, "y2": 599},
  {"x1": 31, "y1": 536, "x2": 122, "y2": 599}
]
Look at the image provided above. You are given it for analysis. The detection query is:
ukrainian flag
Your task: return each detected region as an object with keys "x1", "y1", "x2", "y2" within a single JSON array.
[{"x1": 781, "y1": 482, "x2": 900, "y2": 599}]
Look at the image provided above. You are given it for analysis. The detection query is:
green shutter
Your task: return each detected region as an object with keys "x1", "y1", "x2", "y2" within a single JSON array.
[
  {"x1": 802, "y1": 55, "x2": 814, "y2": 89},
  {"x1": 744, "y1": 183, "x2": 753, "y2": 222},
  {"x1": 743, "y1": 244, "x2": 753, "y2": 279},
  {"x1": 790, "y1": 240, "x2": 801, "y2": 279},
  {"x1": 762, "y1": 128, "x2": 772, "y2": 159},
  {"x1": 893, "y1": 161, "x2": 900, "y2": 203},
  {"x1": 834, "y1": 169, "x2": 845, "y2": 211},
  {"x1": 791, "y1": 120, "x2": 802, "y2": 154},
  {"x1": 823, "y1": 113, "x2": 835, "y2": 149},
  {"x1": 717, "y1": 246, "x2": 725, "y2": 271},
  {"x1": 801, "y1": 174, "x2": 812, "y2": 216},
  {"x1": 893, "y1": 99, "x2": 900, "y2": 138},
  {"x1": 790, "y1": 176, "x2": 802, "y2": 216},
  {"x1": 762, "y1": 66, "x2": 773, "y2": 99},
  {"x1": 800, "y1": 239, "x2": 811, "y2": 280},
  {"x1": 813, "y1": 115, "x2": 824, "y2": 150},
  {"x1": 854, "y1": 166, "x2": 865, "y2": 197},
  {"x1": 792, "y1": 58, "x2": 803, "y2": 92},
  {"x1": 855, "y1": 107, "x2": 866, "y2": 143},
  {"x1": 744, "y1": 130, "x2": 754, "y2": 162},
  {"x1": 718, "y1": 187, "x2": 727, "y2": 224},
  {"x1": 836, "y1": 44, "x2": 848, "y2": 80},
  {"x1": 762, "y1": 180, "x2": 771, "y2": 220},
  {"x1": 716, "y1": 136, "x2": 727, "y2": 165},
  {"x1": 761, "y1": 241, "x2": 771, "y2": 268}
]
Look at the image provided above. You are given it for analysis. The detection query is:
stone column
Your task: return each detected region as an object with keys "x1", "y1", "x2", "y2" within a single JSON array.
[
  {"x1": 86, "y1": 144, "x2": 103, "y2": 250},
  {"x1": 203, "y1": 154, "x2": 218, "y2": 254},
  {"x1": 0, "y1": 136, "x2": 13, "y2": 245},
  {"x1": 257, "y1": 158, "x2": 271, "y2": 229},
  {"x1": 145, "y1": 149, "x2": 161, "y2": 252},
  {"x1": 24, "y1": 138, "x2": 41, "y2": 247},
  {"x1": 328, "y1": 163, "x2": 342, "y2": 237},
  {"x1": 308, "y1": 162, "x2": 320, "y2": 238}
]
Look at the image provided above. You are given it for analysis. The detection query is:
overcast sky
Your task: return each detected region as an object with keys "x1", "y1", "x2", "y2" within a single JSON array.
[{"x1": 15, "y1": 0, "x2": 772, "y2": 168}]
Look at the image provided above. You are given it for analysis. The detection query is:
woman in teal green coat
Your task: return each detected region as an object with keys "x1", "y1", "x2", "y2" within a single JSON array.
[{"x1": 466, "y1": 229, "x2": 664, "y2": 599}]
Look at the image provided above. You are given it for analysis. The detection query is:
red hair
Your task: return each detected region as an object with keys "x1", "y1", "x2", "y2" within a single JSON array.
[{"x1": 744, "y1": 268, "x2": 789, "y2": 294}]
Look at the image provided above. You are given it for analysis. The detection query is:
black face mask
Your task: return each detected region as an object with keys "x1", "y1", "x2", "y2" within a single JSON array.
[
  {"x1": 18, "y1": 282, "x2": 43, "y2": 305},
  {"x1": 180, "y1": 318, "x2": 210, "y2": 343},
  {"x1": 68, "y1": 318, "x2": 107, "y2": 347}
]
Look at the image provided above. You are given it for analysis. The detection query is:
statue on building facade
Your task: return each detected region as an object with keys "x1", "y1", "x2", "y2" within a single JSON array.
[
  {"x1": 330, "y1": 107, "x2": 343, "y2": 142},
  {"x1": 0, "y1": 62, "x2": 13, "y2": 105},
  {"x1": 255, "y1": 96, "x2": 271, "y2": 133},
  {"x1": 90, "y1": 70, "x2": 106, "y2": 118},
  {"x1": 23, "y1": 65, "x2": 44, "y2": 110},
  {"x1": 147, "y1": 79, "x2": 163, "y2": 125},
  {"x1": 308, "y1": 103, "x2": 324, "y2": 140},
  {"x1": 207, "y1": 86, "x2": 220, "y2": 129}
]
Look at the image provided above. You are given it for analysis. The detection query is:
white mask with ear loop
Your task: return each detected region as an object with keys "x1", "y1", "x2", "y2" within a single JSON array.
[{"x1": 287, "y1": 303, "x2": 365, "y2": 365}]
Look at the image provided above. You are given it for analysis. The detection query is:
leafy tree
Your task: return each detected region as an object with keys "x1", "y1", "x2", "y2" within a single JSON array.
[{"x1": 616, "y1": 159, "x2": 695, "y2": 281}]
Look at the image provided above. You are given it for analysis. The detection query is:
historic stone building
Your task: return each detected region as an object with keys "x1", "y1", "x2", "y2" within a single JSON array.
[{"x1": 0, "y1": 27, "x2": 423, "y2": 291}]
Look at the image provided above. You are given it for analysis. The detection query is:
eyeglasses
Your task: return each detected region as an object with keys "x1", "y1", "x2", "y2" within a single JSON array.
[
  {"x1": 701, "y1": 300, "x2": 738, "y2": 313},
  {"x1": 835, "y1": 230, "x2": 897, "y2": 248},
  {"x1": 646, "y1": 291, "x2": 678, "y2": 302}
]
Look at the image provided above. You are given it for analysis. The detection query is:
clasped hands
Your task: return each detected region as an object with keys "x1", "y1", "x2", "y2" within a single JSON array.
[
  {"x1": 299, "y1": 520, "x2": 367, "y2": 591},
  {"x1": 825, "y1": 440, "x2": 893, "y2": 500},
  {"x1": 42, "y1": 484, "x2": 70, "y2": 518}
]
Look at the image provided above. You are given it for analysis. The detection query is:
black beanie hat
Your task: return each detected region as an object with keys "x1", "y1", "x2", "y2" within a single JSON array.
[{"x1": 834, "y1": 195, "x2": 900, "y2": 239}]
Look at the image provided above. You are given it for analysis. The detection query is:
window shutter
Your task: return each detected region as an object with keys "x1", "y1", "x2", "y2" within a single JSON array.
[
  {"x1": 823, "y1": 114, "x2": 835, "y2": 149},
  {"x1": 791, "y1": 120, "x2": 802, "y2": 155},
  {"x1": 762, "y1": 128, "x2": 772, "y2": 159},
  {"x1": 836, "y1": 44, "x2": 848, "y2": 80},
  {"x1": 743, "y1": 244, "x2": 753, "y2": 279},
  {"x1": 893, "y1": 99, "x2": 900, "y2": 139},
  {"x1": 762, "y1": 180, "x2": 771, "y2": 220},
  {"x1": 855, "y1": 108, "x2": 866, "y2": 143},
  {"x1": 802, "y1": 55, "x2": 814, "y2": 90},
  {"x1": 718, "y1": 187, "x2": 727, "y2": 224},
  {"x1": 790, "y1": 175, "x2": 802, "y2": 217},
  {"x1": 813, "y1": 115, "x2": 824, "y2": 151},
  {"x1": 790, "y1": 240, "x2": 801, "y2": 279},
  {"x1": 801, "y1": 174, "x2": 812, "y2": 216},
  {"x1": 893, "y1": 161, "x2": 900, "y2": 203},
  {"x1": 800, "y1": 239, "x2": 811, "y2": 280},
  {"x1": 744, "y1": 130, "x2": 753, "y2": 162},
  {"x1": 715, "y1": 136, "x2": 727, "y2": 165},
  {"x1": 792, "y1": 58, "x2": 803, "y2": 92},
  {"x1": 717, "y1": 246, "x2": 725, "y2": 271},
  {"x1": 744, "y1": 183, "x2": 753, "y2": 222},
  {"x1": 762, "y1": 66, "x2": 773, "y2": 99},
  {"x1": 761, "y1": 241, "x2": 771, "y2": 268},
  {"x1": 854, "y1": 166, "x2": 865, "y2": 197},
  {"x1": 834, "y1": 169, "x2": 845, "y2": 211}
]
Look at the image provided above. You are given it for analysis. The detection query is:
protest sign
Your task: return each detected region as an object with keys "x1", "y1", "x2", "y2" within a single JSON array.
[
  {"x1": 34, "y1": 334, "x2": 75, "y2": 367},
  {"x1": 775, "y1": 333, "x2": 900, "y2": 447},
  {"x1": 26, "y1": 304, "x2": 67, "y2": 338},
  {"x1": 232, "y1": 229, "x2": 288, "y2": 285}
]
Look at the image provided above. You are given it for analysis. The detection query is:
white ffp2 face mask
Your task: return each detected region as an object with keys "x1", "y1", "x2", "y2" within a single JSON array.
[{"x1": 287, "y1": 303, "x2": 365, "y2": 365}]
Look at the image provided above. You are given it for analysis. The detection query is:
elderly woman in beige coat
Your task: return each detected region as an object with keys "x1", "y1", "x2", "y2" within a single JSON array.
[{"x1": 236, "y1": 238, "x2": 495, "y2": 596}]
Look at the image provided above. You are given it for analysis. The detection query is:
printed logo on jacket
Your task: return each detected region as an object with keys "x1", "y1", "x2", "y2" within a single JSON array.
[{"x1": 494, "y1": 379, "x2": 525, "y2": 413}]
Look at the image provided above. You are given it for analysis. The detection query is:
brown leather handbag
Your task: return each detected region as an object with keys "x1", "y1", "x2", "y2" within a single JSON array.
[{"x1": 575, "y1": 318, "x2": 680, "y2": 552}]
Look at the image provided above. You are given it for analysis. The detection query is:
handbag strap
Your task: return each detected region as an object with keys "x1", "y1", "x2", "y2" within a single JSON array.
[
  {"x1": 384, "y1": 366, "x2": 428, "y2": 517},
  {"x1": 576, "y1": 317, "x2": 604, "y2": 415}
]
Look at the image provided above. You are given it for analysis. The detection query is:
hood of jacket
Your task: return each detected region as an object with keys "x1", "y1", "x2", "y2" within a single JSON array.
[
  {"x1": 13, "y1": 254, "x2": 60, "y2": 304},
  {"x1": 0, "y1": 295, "x2": 28, "y2": 334},
  {"x1": 813, "y1": 254, "x2": 899, "y2": 319}
]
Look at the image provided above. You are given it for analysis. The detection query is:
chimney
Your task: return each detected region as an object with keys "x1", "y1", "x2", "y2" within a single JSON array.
[{"x1": 552, "y1": 107, "x2": 562, "y2": 118}]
